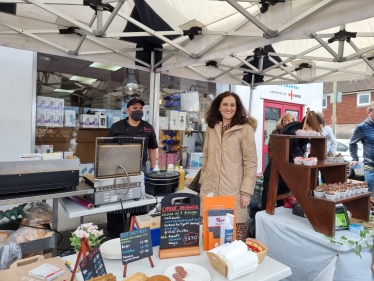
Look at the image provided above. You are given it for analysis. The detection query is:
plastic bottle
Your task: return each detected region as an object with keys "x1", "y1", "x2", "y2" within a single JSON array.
[
  {"x1": 220, "y1": 213, "x2": 234, "y2": 245},
  {"x1": 178, "y1": 166, "x2": 185, "y2": 190}
]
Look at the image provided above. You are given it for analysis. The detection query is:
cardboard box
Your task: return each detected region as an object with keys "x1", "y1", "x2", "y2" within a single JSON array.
[
  {"x1": 64, "y1": 110, "x2": 76, "y2": 127},
  {"x1": 85, "y1": 162, "x2": 95, "y2": 175},
  {"x1": 45, "y1": 112, "x2": 53, "y2": 127},
  {"x1": 98, "y1": 113, "x2": 107, "y2": 128},
  {"x1": 35, "y1": 145, "x2": 42, "y2": 154},
  {"x1": 63, "y1": 151, "x2": 73, "y2": 158},
  {"x1": 166, "y1": 110, "x2": 179, "y2": 130},
  {"x1": 54, "y1": 98, "x2": 64, "y2": 112},
  {"x1": 1, "y1": 255, "x2": 76, "y2": 281},
  {"x1": 178, "y1": 111, "x2": 187, "y2": 130},
  {"x1": 79, "y1": 163, "x2": 88, "y2": 176},
  {"x1": 54, "y1": 112, "x2": 64, "y2": 127},
  {"x1": 36, "y1": 110, "x2": 46, "y2": 127},
  {"x1": 41, "y1": 144, "x2": 53, "y2": 153},
  {"x1": 90, "y1": 115, "x2": 98, "y2": 128},
  {"x1": 188, "y1": 152, "x2": 203, "y2": 169},
  {"x1": 46, "y1": 97, "x2": 55, "y2": 112},
  {"x1": 159, "y1": 117, "x2": 169, "y2": 130},
  {"x1": 37, "y1": 96, "x2": 48, "y2": 111},
  {"x1": 79, "y1": 114, "x2": 90, "y2": 128}
]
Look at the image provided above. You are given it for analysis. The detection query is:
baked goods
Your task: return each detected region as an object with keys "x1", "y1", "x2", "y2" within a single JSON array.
[
  {"x1": 90, "y1": 273, "x2": 116, "y2": 281},
  {"x1": 23, "y1": 202, "x2": 53, "y2": 225},
  {"x1": 0, "y1": 230, "x2": 10, "y2": 243},
  {"x1": 123, "y1": 272, "x2": 148, "y2": 281},
  {"x1": 147, "y1": 275, "x2": 171, "y2": 281}
]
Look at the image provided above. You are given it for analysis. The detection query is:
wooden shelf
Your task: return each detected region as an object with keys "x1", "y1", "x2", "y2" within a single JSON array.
[
  {"x1": 308, "y1": 192, "x2": 371, "y2": 204},
  {"x1": 289, "y1": 160, "x2": 348, "y2": 168},
  {"x1": 266, "y1": 134, "x2": 370, "y2": 237}
]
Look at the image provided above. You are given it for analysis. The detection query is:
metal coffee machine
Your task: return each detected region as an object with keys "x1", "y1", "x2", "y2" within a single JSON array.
[{"x1": 83, "y1": 137, "x2": 145, "y2": 206}]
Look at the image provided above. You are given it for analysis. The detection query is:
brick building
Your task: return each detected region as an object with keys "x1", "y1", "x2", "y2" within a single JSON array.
[{"x1": 322, "y1": 79, "x2": 374, "y2": 136}]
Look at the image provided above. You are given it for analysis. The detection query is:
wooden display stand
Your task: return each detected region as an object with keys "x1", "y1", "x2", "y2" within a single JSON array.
[
  {"x1": 266, "y1": 135, "x2": 371, "y2": 237},
  {"x1": 70, "y1": 237, "x2": 92, "y2": 281}
]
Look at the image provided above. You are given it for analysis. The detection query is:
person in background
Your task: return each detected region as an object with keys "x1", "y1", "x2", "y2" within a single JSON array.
[
  {"x1": 261, "y1": 118, "x2": 309, "y2": 210},
  {"x1": 199, "y1": 91, "x2": 258, "y2": 241},
  {"x1": 349, "y1": 101, "x2": 374, "y2": 196},
  {"x1": 268, "y1": 112, "x2": 296, "y2": 160},
  {"x1": 315, "y1": 112, "x2": 337, "y2": 155},
  {"x1": 105, "y1": 98, "x2": 158, "y2": 238}
]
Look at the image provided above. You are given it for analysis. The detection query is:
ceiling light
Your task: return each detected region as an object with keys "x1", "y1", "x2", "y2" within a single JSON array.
[
  {"x1": 69, "y1": 76, "x2": 97, "y2": 84},
  {"x1": 54, "y1": 89, "x2": 75, "y2": 93},
  {"x1": 38, "y1": 54, "x2": 59, "y2": 61},
  {"x1": 122, "y1": 69, "x2": 139, "y2": 96},
  {"x1": 89, "y1": 62, "x2": 122, "y2": 71}
]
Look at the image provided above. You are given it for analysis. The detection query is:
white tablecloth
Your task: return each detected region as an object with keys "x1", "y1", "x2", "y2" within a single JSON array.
[
  {"x1": 256, "y1": 208, "x2": 374, "y2": 281},
  {"x1": 62, "y1": 246, "x2": 291, "y2": 281}
]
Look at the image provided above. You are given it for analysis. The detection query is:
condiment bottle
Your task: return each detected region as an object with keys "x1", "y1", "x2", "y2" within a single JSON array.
[
  {"x1": 220, "y1": 213, "x2": 234, "y2": 245},
  {"x1": 178, "y1": 166, "x2": 185, "y2": 190}
]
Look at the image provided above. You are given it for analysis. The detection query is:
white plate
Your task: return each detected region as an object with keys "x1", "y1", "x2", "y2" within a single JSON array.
[
  {"x1": 164, "y1": 263, "x2": 211, "y2": 281},
  {"x1": 100, "y1": 238, "x2": 122, "y2": 259}
]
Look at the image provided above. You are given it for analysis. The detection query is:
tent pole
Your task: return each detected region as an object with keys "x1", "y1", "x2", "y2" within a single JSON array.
[
  {"x1": 332, "y1": 81, "x2": 337, "y2": 136},
  {"x1": 149, "y1": 51, "x2": 155, "y2": 125},
  {"x1": 249, "y1": 75, "x2": 255, "y2": 116},
  {"x1": 153, "y1": 73, "x2": 160, "y2": 161}
]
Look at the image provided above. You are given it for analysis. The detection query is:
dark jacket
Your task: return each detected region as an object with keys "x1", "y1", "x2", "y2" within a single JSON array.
[
  {"x1": 268, "y1": 123, "x2": 283, "y2": 160},
  {"x1": 350, "y1": 117, "x2": 374, "y2": 166},
  {"x1": 281, "y1": 121, "x2": 308, "y2": 162}
]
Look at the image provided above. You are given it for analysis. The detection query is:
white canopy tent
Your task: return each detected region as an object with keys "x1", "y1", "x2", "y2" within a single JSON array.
[{"x1": 0, "y1": 0, "x2": 374, "y2": 87}]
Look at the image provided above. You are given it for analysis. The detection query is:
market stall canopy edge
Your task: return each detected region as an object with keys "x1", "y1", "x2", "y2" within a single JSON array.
[{"x1": 0, "y1": 0, "x2": 374, "y2": 86}]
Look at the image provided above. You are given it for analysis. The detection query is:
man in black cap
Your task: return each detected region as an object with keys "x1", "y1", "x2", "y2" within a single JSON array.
[{"x1": 105, "y1": 98, "x2": 158, "y2": 238}]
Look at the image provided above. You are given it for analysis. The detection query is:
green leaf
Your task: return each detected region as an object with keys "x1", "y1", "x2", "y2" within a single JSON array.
[{"x1": 341, "y1": 236, "x2": 347, "y2": 240}]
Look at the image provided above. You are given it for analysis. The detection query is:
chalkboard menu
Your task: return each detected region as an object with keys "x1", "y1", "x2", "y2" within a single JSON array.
[
  {"x1": 160, "y1": 193, "x2": 200, "y2": 249},
  {"x1": 79, "y1": 246, "x2": 107, "y2": 281},
  {"x1": 120, "y1": 227, "x2": 153, "y2": 265}
]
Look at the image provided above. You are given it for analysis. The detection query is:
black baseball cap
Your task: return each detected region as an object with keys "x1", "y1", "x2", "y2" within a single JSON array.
[{"x1": 127, "y1": 99, "x2": 145, "y2": 108}]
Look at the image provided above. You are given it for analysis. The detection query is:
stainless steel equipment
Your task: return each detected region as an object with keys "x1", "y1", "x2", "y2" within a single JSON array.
[
  {"x1": 0, "y1": 159, "x2": 80, "y2": 194},
  {"x1": 83, "y1": 137, "x2": 145, "y2": 206}
]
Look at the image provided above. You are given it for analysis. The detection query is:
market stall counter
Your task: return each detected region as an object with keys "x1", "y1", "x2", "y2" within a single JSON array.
[
  {"x1": 61, "y1": 245, "x2": 292, "y2": 281},
  {"x1": 256, "y1": 207, "x2": 373, "y2": 281}
]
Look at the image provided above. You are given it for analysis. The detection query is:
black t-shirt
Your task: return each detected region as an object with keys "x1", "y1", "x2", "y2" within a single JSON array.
[{"x1": 105, "y1": 118, "x2": 158, "y2": 165}]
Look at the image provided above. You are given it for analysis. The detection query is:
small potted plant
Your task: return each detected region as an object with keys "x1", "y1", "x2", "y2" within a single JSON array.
[{"x1": 70, "y1": 222, "x2": 105, "y2": 252}]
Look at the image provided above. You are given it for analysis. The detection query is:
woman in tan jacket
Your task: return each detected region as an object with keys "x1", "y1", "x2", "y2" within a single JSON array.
[{"x1": 200, "y1": 91, "x2": 258, "y2": 241}]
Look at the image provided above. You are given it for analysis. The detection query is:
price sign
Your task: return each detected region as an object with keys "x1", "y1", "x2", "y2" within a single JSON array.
[
  {"x1": 120, "y1": 227, "x2": 153, "y2": 265},
  {"x1": 79, "y1": 246, "x2": 107, "y2": 281},
  {"x1": 160, "y1": 193, "x2": 200, "y2": 249}
]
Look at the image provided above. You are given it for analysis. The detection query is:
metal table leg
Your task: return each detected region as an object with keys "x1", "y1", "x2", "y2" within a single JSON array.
[{"x1": 52, "y1": 198, "x2": 58, "y2": 257}]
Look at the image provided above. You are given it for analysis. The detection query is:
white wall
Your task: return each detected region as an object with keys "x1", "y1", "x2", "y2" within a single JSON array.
[
  {"x1": 0, "y1": 46, "x2": 36, "y2": 161},
  {"x1": 232, "y1": 83, "x2": 323, "y2": 173}
]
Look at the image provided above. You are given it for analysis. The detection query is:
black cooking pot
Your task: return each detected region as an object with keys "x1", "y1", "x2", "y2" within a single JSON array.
[{"x1": 144, "y1": 170, "x2": 180, "y2": 195}]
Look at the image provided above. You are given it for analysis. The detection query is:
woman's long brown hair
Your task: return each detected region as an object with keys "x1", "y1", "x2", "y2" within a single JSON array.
[{"x1": 205, "y1": 91, "x2": 248, "y2": 128}]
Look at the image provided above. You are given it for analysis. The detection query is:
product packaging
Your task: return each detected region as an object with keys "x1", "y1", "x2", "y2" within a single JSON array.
[{"x1": 165, "y1": 110, "x2": 179, "y2": 130}]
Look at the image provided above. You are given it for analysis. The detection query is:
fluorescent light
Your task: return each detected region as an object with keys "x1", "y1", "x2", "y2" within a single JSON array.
[
  {"x1": 54, "y1": 89, "x2": 75, "y2": 93},
  {"x1": 89, "y1": 62, "x2": 122, "y2": 71},
  {"x1": 69, "y1": 76, "x2": 97, "y2": 84}
]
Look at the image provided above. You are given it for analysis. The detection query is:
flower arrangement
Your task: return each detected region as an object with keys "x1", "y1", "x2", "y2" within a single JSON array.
[{"x1": 70, "y1": 222, "x2": 105, "y2": 251}]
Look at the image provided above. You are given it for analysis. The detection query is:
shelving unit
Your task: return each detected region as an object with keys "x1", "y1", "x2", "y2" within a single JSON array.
[{"x1": 266, "y1": 135, "x2": 371, "y2": 236}]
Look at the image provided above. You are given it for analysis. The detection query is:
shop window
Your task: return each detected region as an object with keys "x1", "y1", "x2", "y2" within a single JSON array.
[
  {"x1": 357, "y1": 93, "x2": 370, "y2": 106},
  {"x1": 322, "y1": 97, "x2": 327, "y2": 109}
]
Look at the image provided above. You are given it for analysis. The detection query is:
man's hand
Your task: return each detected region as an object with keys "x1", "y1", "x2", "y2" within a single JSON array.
[
  {"x1": 350, "y1": 160, "x2": 358, "y2": 167},
  {"x1": 240, "y1": 195, "x2": 251, "y2": 208}
]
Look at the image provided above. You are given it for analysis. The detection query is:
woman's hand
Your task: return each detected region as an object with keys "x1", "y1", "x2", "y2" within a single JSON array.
[{"x1": 241, "y1": 195, "x2": 251, "y2": 208}]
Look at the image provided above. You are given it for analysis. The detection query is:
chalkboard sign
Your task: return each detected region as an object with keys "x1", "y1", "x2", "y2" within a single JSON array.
[
  {"x1": 160, "y1": 193, "x2": 200, "y2": 249},
  {"x1": 79, "y1": 246, "x2": 107, "y2": 281},
  {"x1": 120, "y1": 227, "x2": 153, "y2": 265}
]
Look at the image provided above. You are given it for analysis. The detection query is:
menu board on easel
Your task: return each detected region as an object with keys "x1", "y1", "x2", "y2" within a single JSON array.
[
  {"x1": 79, "y1": 246, "x2": 106, "y2": 280},
  {"x1": 120, "y1": 227, "x2": 153, "y2": 265},
  {"x1": 159, "y1": 193, "x2": 200, "y2": 259}
]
